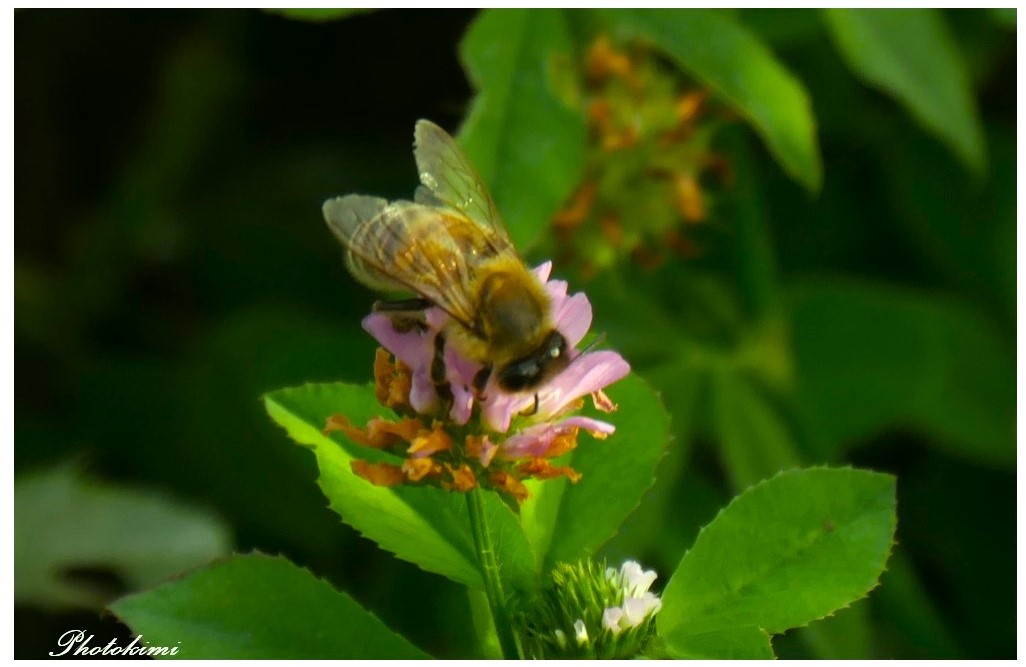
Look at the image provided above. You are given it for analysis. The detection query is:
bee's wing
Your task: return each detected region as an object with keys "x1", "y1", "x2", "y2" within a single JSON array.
[
  {"x1": 323, "y1": 195, "x2": 483, "y2": 331},
  {"x1": 413, "y1": 119, "x2": 516, "y2": 257},
  {"x1": 323, "y1": 195, "x2": 408, "y2": 293}
]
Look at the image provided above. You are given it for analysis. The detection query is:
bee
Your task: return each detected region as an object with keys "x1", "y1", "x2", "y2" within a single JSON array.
[{"x1": 322, "y1": 119, "x2": 570, "y2": 397}]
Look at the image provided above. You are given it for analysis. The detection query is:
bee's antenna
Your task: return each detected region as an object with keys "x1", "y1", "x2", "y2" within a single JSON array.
[{"x1": 581, "y1": 332, "x2": 608, "y2": 354}]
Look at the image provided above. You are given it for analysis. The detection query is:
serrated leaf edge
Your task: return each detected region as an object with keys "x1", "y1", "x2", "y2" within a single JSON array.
[
  {"x1": 664, "y1": 465, "x2": 897, "y2": 637},
  {"x1": 539, "y1": 375, "x2": 673, "y2": 569},
  {"x1": 108, "y1": 550, "x2": 430, "y2": 658},
  {"x1": 262, "y1": 385, "x2": 483, "y2": 589}
]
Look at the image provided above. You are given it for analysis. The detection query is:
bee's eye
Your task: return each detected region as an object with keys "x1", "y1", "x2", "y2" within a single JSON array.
[
  {"x1": 547, "y1": 331, "x2": 567, "y2": 359},
  {"x1": 496, "y1": 331, "x2": 569, "y2": 392},
  {"x1": 498, "y1": 359, "x2": 541, "y2": 391}
]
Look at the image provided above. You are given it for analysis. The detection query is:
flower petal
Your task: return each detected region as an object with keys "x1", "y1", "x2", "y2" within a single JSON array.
[
  {"x1": 602, "y1": 607, "x2": 625, "y2": 635},
  {"x1": 557, "y1": 415, "x2": 616, "y2": 437},
  {"x1": 480, "y1": 351, "x2": 630, "y2": 433},
  {"x1": 532, "y1": 261, "x2": 553, "y2": 283},
  {"x1": 362, "y1": 313, "x2": 434, "y2": 371},
  {"x1": 553, "y1": 291, "x2": 592, "y2": 347},
  {"x1": 642, "y1": 591, "x2": 663, "y2": 616},
  {"x1": 480, "y1": 388, "x2": 530, "y2": 433},
  {"x1": 620, "y1": 560, "x2": 658, "y2": 597},
  {"x1": 500, "y1": 423, "x2": 555, "y2": 459},
  {"x1": 407, "y1": 366, "x2": 438, "y2": 414},
  {"x1": 546, "y1": 278, "x2": 569, "y2": 302},
  {"x1": 535, "y1": 350, "x2": 631, "y2": 420},
  {"x1": 479, "y1": 439, "x2": 499, "y2": 467},
  {"x1": 622, "y1": 597, "x2": 649, "y2": 627},
  {"x1": 444, "y1": 344, "x2": 480, "y2": 425},
  {"x1": 573, "y1": 619, "x2": 589, "y2": 645}
]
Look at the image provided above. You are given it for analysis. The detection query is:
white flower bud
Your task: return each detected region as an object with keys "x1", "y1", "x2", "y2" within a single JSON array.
[
  {"x1": 622, "y1": 597, "x2": 649, "y2": 627},
  {"x1": 602, "y1": 607, "x2": 626, "y2": 635},
  {"x1": 620, "y1": 560, "x2": 658, "y2": 597},
  {"x1": 574, "y1": 619, "x2": 589, "y2": 645}
]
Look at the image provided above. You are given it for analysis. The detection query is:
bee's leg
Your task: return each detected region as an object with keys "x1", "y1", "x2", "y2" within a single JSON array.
[
  {"x1": 431, "y1": 333, "x2": 454, "y2": 416},
  {"x1": 373, "y1": 298, "x2": 432, "y2": 334},
  {"x1": 521, "y1": 393, "x2": 540, "y2": 417},
  {"x1": 472, "y1": 364, "x2": 492, "y2": 400}
]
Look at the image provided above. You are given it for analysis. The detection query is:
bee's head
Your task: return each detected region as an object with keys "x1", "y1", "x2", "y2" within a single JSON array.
[{"x1": 496, "y1": 330, "x2": 569, "y2": 392}]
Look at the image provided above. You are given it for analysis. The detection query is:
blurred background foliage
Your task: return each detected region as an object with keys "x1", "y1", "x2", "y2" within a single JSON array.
[{"x1": 15, "y1": 8, "x2": 1014, "y2": 658}]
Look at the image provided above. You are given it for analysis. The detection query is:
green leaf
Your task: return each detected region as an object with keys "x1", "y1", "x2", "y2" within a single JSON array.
[
  {"x1": 519, "y1": 374, "x2": 670, "y2": 569},
  {"x1": 597, "y1": 377, "x2": 707, "y2": 573},
  {"x1": 458, "y1": 8, "x2": 587, "y2": 251},
  {"x1": 881, "y1": 124, "x2": 1015, "y2": 325},
  {"x1": 110, "y1": 553, "x2": 427, "y2": 659},
  {"x1": 605, "y1": 9, "x2": 821, "y2": 191},
  {"x1": 265, "y1": 8, "x2": 374, "y2": 22},
  {"x1": 789, "y1": 279, "x2": 1015, "y2": 468},
  {"x1": 263, "y1": 382, "x2": 535, "y2": 590},
  {"x1": 822, "y1": 9, "x2": 985, "y2": 173},
  {"x1": 665, "y1": 625, "x2": 775, "y2": 660},
  {"x1": 467, "y1": 588, "x2": 503, "y2": 659},
  {"x1": 722, "y1": 127, "x2": 784, "y2": 323},
  {"x1": 659, "y1": 468, "x2": 895, "y2": 650},
  {"x1": 15, "y1": 465, "x2": 231, "y2": 610},
  {"x1": 711, "y1": 369, "x2": 801, "y2": 491},
  {"x1": 737, "y1": 8, "x2": 822, "y2": 47}
]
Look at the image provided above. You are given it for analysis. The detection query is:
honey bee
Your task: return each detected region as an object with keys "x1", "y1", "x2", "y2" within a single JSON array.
[{"x1": 322, "y1": 119, "x2": 570, "y2": 396}]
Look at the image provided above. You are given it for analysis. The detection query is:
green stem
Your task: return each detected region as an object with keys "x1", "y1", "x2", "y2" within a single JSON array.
[{"x1": 466, "y1": 487, "x2": 523, "y2": 659}]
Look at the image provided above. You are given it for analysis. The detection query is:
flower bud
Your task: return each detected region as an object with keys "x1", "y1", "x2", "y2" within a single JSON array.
[{"x1": 517, "y1": 558, "x2": 662, "y2": 659}]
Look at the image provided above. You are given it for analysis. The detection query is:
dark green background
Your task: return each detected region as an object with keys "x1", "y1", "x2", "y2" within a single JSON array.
[{"x1": 15, "y1": 9, "x2": 1015, "y2": 658}]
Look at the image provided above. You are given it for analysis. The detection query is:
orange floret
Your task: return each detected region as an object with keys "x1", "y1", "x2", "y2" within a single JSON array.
[
  {"x1": 673, "y1": 172, "x2": 705, "y2": 223},
  {"x1": 374, "y1": 348, "x2": 414, "y2": 410},
  {"x1": 351, "y1": 460, "x2": 404, "y2": 487},
  {"x1": 408, "y1": 421, "x2": 453, "y2": 458},
  {"x1": 324, "y1": 414, "x2": 381, "y2": 447},
  {"x1": 373, "y1": 416, "x2": 425, "y2": 443},
  {"x1": 587, "y1": 35, "x2": 633, "y2": 82},
  {"x1": 324, "y1": 414, "x2": 425, "y2": 449},
  {"x1": 553, "y1": 182, "x2": 597, "y2": 231},
  {"x1": 403, "y1": 457, "x2": 443, "y2": 482},
  {"x1": 544, "y1": 428, "x2": 580, "y2": 459},
  {"x1": 519, "y1": 458, "x2": 583, "y2": 483},
  {"x1": 675, "y1": 90, "x2": 708, "y2": 125},
  {"x1": 490, "y1": 471, "x2": 530, "y2": 503},
  {"x1": 465, "y1": 434, "x2": 499, "y2": 467},
  {"x1": 591, "y1": 389, "x2": 618, "y2": 414},
  {"x1": 443, "y1": 464, "x2": 477, "y2": 492}
]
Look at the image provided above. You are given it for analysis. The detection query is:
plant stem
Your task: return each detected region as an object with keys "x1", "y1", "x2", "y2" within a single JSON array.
[{"x1": 466, "y1": 487, "x2": 523, "y2": 659}]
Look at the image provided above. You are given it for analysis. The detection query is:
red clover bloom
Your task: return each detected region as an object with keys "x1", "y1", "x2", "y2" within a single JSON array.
[{"x1": 326, "y1": 262, "x2": 630, "y2": 503}]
